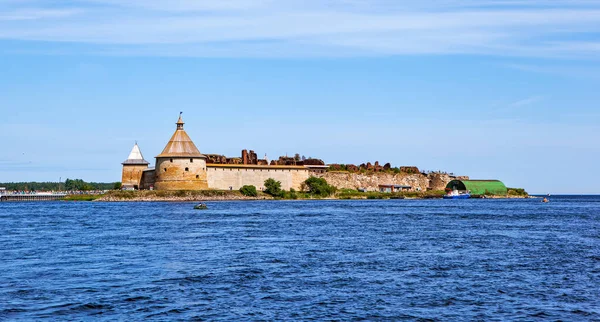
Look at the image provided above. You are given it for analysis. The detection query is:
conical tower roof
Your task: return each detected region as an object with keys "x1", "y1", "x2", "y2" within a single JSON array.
[
  {"x1": 156, "y1": 114, "x2": 204, "y2": 158},
  {"x1": 122, "y1": 143, "x2": 150, "y2": 165}
]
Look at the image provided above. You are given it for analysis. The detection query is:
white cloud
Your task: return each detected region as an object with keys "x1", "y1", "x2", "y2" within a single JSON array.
[
  {"x1": 0, "y1": 0, "x2": 600, "y2": 58},
  {"x1": 0, "y1": 8, "x2": 80, "y2": 21},
  {"x1": 78, "y1": 0, "x2": 273, "y2": 11},
  {"x1": 503, "y1": 63, "x2": 600, "y2": 78},
  {"x1": 509, "y1": 96, "x2": 544, "y2": 108}
]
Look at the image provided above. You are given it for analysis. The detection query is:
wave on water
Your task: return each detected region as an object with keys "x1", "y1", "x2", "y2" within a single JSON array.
[{"x1": 1, "y1": 198, "x2": 599, "y2": 320}]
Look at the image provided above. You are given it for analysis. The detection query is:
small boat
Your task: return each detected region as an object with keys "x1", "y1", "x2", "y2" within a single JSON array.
[
  {"x1": 443, "y1": 190, "x2": 470, "y2": 199},
  {"x1": 194, "y1": 203, "x2": 208, "y2": 210}
]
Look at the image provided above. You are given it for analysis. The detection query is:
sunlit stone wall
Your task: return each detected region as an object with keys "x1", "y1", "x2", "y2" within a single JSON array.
[
  {"x1": 154, "y1": 157, "x2": 208, "y2": 190},
  {"x1": 207, "y1": 165, "x2": 310, "y2": 191},
  {"x1": 121, "y1": 164, "x2": 149, "y2": 189}
]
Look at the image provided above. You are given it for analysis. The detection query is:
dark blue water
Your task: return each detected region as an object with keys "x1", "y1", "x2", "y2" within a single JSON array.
[{"x1": 1, "y1": 196, "x2": 600, "y2": 320}]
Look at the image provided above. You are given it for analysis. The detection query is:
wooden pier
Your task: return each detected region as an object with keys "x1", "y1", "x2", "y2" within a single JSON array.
[{"x1": 0, "y1": 193, "x2": 68, "y2": 202}]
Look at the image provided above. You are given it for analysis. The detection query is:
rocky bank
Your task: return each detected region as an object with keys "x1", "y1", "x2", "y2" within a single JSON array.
[{"x1": 316, "y1": 171, "x2": 463, "y2": 192}]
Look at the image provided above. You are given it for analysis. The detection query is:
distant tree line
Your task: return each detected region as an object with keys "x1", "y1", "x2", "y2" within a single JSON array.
[{"x1": 0, "y1": 179, "x2": 120, "y2": 191}]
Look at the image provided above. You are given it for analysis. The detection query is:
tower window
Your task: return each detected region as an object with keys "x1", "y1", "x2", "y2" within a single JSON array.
[
  {"x1": 190, "y1": 159, "x2": 193, "y2": 163},
  {"x1": 196, "y1": 175, "x2": 199, "y2": 179},
  {"x1": 185, "y1": 167, "x2": 189, "y2": 172},
  {"x1": 163, "y1": 168, "x2": 167, "y2": 172},
  {"x1": 170, "y1": 158, "x2": 173, "y2": 163}
]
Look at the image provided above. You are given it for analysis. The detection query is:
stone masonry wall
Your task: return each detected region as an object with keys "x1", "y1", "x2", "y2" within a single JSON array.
[
  {"x1": 140, "y1": 170, "x2": 156, "y2": 190},
  {"x1": 315, "y1": 172, "x2": 430, "y2": 191},
  {"x1": 154, "y1": 157, "x2": 208, "y2": 190},
  {"x1": 207, "y1": 166, "x2": 310, "y2": 191},
  {"x1": 427, "y1": 173, "x2": 470, "y2": 191},
  {"x1": 121, "y1": 164, "x2": 149, "y2": 188},
  {"x1": 427, "y1": 173, "x2": 453, "y2": 191}
]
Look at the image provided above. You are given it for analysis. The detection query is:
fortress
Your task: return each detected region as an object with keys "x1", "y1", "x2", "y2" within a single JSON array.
[
  {"x1": 121, "y1": 114, "x2": 327, "y2": 191},
  {"x1": 121, "y1": 114, "x2": 478, "y2": 193}
]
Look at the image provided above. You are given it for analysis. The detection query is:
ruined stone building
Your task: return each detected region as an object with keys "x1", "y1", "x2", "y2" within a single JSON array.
[{"x1": 121, "y1": 115, "x2": 327, "y2": 191}]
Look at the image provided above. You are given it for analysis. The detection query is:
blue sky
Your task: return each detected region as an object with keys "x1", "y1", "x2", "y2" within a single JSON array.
[{"x1": 0, "y1": 0, "x2": 599, "y2": 194}]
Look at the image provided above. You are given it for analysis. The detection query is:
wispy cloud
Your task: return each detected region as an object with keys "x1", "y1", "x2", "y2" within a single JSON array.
[
  {"x1": 1, "y1": 0, "x2": 600, "y2": 58},
  {"x1": 502, "y1": 63, "x2": 600, "y2": 78},
  {"x1": 0, "y1": 8, "x2": 81, "y2": 21},
  {"x1": 509, "y1": 96, "x2": 544, "y2": 108},
  {"x1": 487, "y1": 95, "x2": 544, "y2": 115}
]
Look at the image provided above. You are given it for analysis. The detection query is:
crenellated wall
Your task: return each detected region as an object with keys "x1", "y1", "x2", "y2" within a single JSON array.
[{"x1": 207, "y1": 165, "x2": 310, "y2": 190}]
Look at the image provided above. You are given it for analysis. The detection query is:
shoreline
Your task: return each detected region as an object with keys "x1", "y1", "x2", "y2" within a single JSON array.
[{"x1": 86, "y1": 190, "x2": 532, "y2": 202}]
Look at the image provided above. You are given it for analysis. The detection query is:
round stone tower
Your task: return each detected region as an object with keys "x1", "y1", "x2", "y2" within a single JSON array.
[
  {"x1": 154, "y1": 114, "x2": 208, "y2": 190},
  {"x1": 121, "y1": 142, "x2": 150, "y2": 190}
]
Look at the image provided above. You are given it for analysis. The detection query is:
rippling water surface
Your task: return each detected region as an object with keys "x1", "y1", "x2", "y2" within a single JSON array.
[{"x1": 1, "y1": 196, "x2": 600, "y2": 320}]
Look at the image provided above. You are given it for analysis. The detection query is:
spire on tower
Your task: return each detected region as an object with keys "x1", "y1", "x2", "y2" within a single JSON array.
[
  {"x1": 176, "y1": 112, "x2": 184, "y2": 130},
  {"x1": 122, "y1": 142, "x2": 150, "y2": 165},
  {"x1": 156, "y1": 113, "x2": 204, "y2": 158}
]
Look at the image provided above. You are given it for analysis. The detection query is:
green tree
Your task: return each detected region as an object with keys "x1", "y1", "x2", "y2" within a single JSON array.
[
  {"x1": 64, "y1": 178, "x2": 99, "y2": 191},
  {"x1": 113, "y1": 182, "x2": 122, "y2": 190},
  {"x1": 303, "y1": 176, "x2": 336, "y2": 197},
  {"x1": 240, "y1": 185, "x2": 258, "y2": 197},
  {"x1": 264, "y1": 178, "x2": 283, "y2": 197},
  {"x1": 288, "y1": 188, "x2": 298, "y2": 199},
  {"x1": 0, "y1": 180, "x2": 117, "y2": 191},
  {"x1": 64, "y1": 179, "x2": 75, "y2": 191}
]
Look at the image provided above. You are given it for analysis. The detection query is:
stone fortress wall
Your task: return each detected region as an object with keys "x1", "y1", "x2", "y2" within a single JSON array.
[
  {"x1": 427, "y1": 172, "x2": 469, "y2": 191},
  {"x1": 207, "y1": 165, "x2": 310, "y2": 191},
  {"x1": 314, "y1": 171, "x2": 467, "y2": 192},
  {"x1": 316, "y1": 171, "x2": 429, "y2": 191},
  {"x1": 121, "y1": 115, "x2": 465, "y2": 192},
  {"x1": 202, "y1": 148, "x2": 323, "y2": 191},
  {"x1": 154, "y1": 157, "x2": 208, "y2": 191},
  {"x1": 141, "y1": 169, "x2": 156, "y2": 190},
  {"x1": 121, "y1": 164, "x2": 149, "y2": 189}
]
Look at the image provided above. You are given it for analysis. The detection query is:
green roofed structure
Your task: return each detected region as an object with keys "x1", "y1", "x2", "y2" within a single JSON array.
[{"x1": 445, "y1": 180, "x2": 508, "y2": 196}]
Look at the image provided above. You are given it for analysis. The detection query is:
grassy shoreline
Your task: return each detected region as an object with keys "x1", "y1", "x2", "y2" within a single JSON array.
[
  {"x1": 63, "y1": 194, "x2": 104, "y2": 201},
  {"x1": 82, "y1": 189, "x2": 530, "y2": 202}
]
